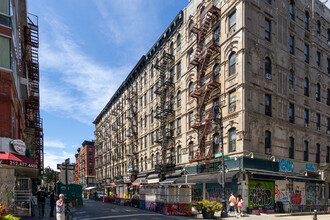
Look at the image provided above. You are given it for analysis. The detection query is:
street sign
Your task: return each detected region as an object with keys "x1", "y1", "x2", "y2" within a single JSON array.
[
  {"x1": 65, "y1": 158, "x2": 70, "y2": 164},
  {"x1": 57, "y1": 164, "x2": 75, "y2": 170}
]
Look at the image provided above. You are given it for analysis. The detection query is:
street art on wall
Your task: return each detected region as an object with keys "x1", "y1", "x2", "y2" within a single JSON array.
[
  {"x1": 305, "y1": 164, "x2": 315, "y2": 172},
  {"x1": 292, "y1": 182, "x2": 305, "y2": 206},
  {"x1": 306, "y1": 184, "x2": 316, "y2": 205},
  {"x1": 248, "y1": 180, "x2": 275, "y2": 210},
  {"x1": 275, "y1": 180, "x2": 289, "y2": 202},
  {"x1": 279, "y1": 159, "x2": 294, "y2": 172}
]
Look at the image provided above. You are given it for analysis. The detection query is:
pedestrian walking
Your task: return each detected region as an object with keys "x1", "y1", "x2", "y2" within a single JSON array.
[
  {"x1": 56, "y1": 194, "x2": 65, "y2": 220},
  {"x1": 226, "y1": 192, "x2": 238, "y2": 217},
  {"x1": 94, "y1": 191, "x2": 98, "y2": 201},
  {"x1": 49, "y1": 190, "x2": 56, "y2": 217},
  {"x1": 237, "y1": 195, "x2": 244, "y2": 217},
  {"x1": 36, "y1": 188, "x2": 47, "y2": 218}
]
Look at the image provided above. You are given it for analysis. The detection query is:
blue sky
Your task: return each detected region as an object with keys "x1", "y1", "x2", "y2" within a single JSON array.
[{"x1": 27, "y1": 0, "x2": 188, "y2": 170}]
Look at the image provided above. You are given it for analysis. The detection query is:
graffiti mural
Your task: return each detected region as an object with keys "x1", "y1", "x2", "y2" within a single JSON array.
[
  {"x1": 290, "y1": 193, "x2": 302, "y2": 205},
  {"x1": 279, "y1": 159, "x2": 294, "y2": 172},
  {"x1": 248, "y1": 180, "x2": 275, "y2": 210},
  {"x1": 275, "y1": 180, "x2": 289, "y2": 202},
  {"x1": 306, "y1": 184, "x2": 316, "y2": 205},
  {"x1": 292, "y1": 182, "x2": 305, "y2": 206},
  {"x1": 305, "y1": 164, "x2": 315, "y2": 172}
]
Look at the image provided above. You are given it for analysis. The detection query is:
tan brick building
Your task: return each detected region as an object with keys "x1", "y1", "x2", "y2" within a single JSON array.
[{"x1": 94, "y1": 0, "x2": 330, "y2": 213}]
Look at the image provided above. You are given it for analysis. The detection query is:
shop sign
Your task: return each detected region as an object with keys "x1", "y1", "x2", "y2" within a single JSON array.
[
  {"x1": 279, "y1": 158, "x2": 294, "y2": 172},
  {"x1": 0, "y1": 159, "x2": 38, "y2": 169},
  {"x1": 10, "y1": 140, "x2": 26, "y2": 156},
  {"x1": 147, "y1": 178, "x2": 159, "y2": 184},
  {"x1": 305, "y1": 163, "x2": 315, "y2": 172}
]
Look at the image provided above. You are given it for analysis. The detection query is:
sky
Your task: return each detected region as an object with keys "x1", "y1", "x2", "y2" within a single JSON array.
[
  {"x1": 27, "y1": 0, "x2": 330, "y2": 171},
  {"x1": 27, "y1": 0, "x2": 189, "y2": 170}
]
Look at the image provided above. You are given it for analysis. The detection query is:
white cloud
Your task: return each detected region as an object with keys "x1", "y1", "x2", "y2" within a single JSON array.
[
  {"x1": 44, "y1": 139, "x2": 66, "y2": 149},
  {"x1": 44, "y1": 150, "x2": 75, "y2": 171}
]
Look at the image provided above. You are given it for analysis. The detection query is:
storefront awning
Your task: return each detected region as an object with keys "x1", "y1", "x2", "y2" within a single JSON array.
[
  {"x1": 176, "y1": 170, "x2": 239, "y2": 184},
  {"x1": 160, "y1": 178, "x2": 180, "y2": 185},
  {"x1": 132, "y1": 178, "x2": 147, "y2": 186},
  {"x1": 85, "y1": 186, "x2": 96, "y2": 190},
  {"x1": 0, "y1": 152, "x2": 38, "y2": 169}
]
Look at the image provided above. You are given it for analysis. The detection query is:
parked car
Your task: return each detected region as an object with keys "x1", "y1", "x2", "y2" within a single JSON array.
[{"x1": 129, "y1": 194, "x2": 140, "y2": 208}]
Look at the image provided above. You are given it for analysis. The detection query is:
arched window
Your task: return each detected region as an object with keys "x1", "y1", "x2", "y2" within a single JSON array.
[
  {"x1": 229, "y1": 128, "x2": 236, "y2": 152},
  {"x1": 229, "y1": 52, "x2": 236, "y2": 75},
  {"x1": 304, "y1": 77, "x2": 309, "y2": 97},
  {"x1": 289, "y1": 137, "x2": 294, "y2": 159},
  {"x1": 170, "y1": 42, "x2": 174, "y2": 56},
  {"x1": 289, "y1": 70, "x2": 295, "y2": 89},
  {"x1": 317, "y1": 20, "x2": 321, "y2": 37},
  {"x1": 213, "y1": 133, "x2": 220, "y2": 154},
  {"x1": 170, "y1": 147, "x2": 175, "y2": 164},
  {"x1": 177, "y1": 91, "x2": 181, "y2": 107},
  {"x1": 289, "y1": 0, "x2": 295, "y2": 20},
  {"x1": 265, "y1": 130, "x2": 271, "y2": 154},
  {"x1": 200, "y1": 7, "x2": 206, "y2": 16},
  {"x1": 189, "y1": 82, "x2": 194, "y2": 100},
  {"x1": 156, "y1": 152, "x2": 160, "y2": 165},
  {"x1": 265, "y1": 57, "x2": 271, "y2": 78},
  {"x1": 170, "y1": 96, "x2": 174, "y2": 110},
  {"x1": 151, "y1": 110, "x2": 154, "y2": 123},
  {"x1": 304, "y1": 11, "x2": 309, "y2": 30},
  {"x1": 177, "y1": 145, "x2": 182, "y2": 163},
  {"x1": 213, "y1": 63, "x2": 220, "y2": 83},
  {"x1": 189, "y1": 141, "x2": 194, "y2": 159},
  {"x1": 151, "y1": 154, "x2": 155, "y2": 168},
  {"x1": 316, "y1": 83, "x2": 321, "y2": 101},
  {"x1": 177, "y1": 34, "x2": 181, "y2": 50}
]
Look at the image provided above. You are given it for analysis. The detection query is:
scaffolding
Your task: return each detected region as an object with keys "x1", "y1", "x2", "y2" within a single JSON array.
[
  {"x1": 24, "y1": 13, "x2": 44, "y2": 175},
  {"x1": 154, "y1": 52, "x2": 175, "y2": 166},
  {"x1": 189, "y1": 5, "x2": 221, "y2": 161}
]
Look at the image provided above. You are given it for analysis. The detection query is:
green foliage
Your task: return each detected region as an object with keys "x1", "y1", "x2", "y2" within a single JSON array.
[
  {"x1": 3, "y1": 214, "x2": 20, "y2": 220},
  {"x1": 44, "y1": 166, "x2": 59, "y2": 183},
  {"x1": 193, "y1": 200, "x2": 222, "y2": 213}
]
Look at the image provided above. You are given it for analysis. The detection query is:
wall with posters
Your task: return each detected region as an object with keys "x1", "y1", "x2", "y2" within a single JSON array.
[{"x1": 248, "y1": 180, "x2": 275, "y2": 211}]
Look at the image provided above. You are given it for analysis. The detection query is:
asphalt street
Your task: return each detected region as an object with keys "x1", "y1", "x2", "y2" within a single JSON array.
[{"x1": 22, "y1": 198, "x2": 330, "y2": 220}]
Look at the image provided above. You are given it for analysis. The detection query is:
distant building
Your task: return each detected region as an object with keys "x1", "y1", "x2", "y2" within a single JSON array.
[
  {"x1": 59, "y1": 159, "x2": 75, "y2": 185},
  {"x1": 0, "y1": 0, "x2": 42, "y2": 216},
  {"x1": 75, "y1": 140, "x2": 96, "y2": 188}
]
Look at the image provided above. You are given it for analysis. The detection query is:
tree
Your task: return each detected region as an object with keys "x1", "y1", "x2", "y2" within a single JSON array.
[{"x1": 44, "y1": 166, "x2": 59, "y2": 184}]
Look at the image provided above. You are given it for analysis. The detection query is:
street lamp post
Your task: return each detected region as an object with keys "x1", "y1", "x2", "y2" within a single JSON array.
[{"x1": 212, "y1": 104, "x2": 227, "y2": 217}]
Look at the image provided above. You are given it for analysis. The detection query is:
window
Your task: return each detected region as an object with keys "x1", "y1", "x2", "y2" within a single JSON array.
[
  {"x1": 289, "y1": 70, "x2": 295, "y2": 89},
  {"x1": 265, "y1": 57, "x2": 271, "y2": 78},
  {"x1": 304, "y1": 78, "x2": 309, "y2": 97},
  {"x1": 213, "y1": 98, "x2": 220, "y2": 118},
  {"x1": 170, "y1": 147, "x2": 175, "y2": 164},
  {"x1": 170, "y1": 67, "x2": 174, "y2": 83},
  {"x1": 316, "y1": 113, "x2": 321, "y2": 130},
  {"x1": 140, "y1": 78, "x2": 143, "y2": 90},
  {"x1": 304, "y1": 109, "x2": 309, "y2": 127},
  {"x1": 170, "y1": 96, "x2": 174, "y2": 110},
  {"x1": 289, "y1": 35, "x2": 294, "y2": 54},
  {"x1": 327, "y1": 117, "x2": 330, "y2": 133},
  {"x1": 200, "y1": 7, "x2": 206, "y2": 16},
  {"x1": 177, "y1": 117, "x2": 181, "y2": 134},
  {"x1": 176, "y1": 61, "x2": 181, "y2": 79},
  {"x1": 213, "y1": 133, "x2": 220, "y2": 154},
  {"x1": 177, "y1": 34, "x2": 181, "y2": 50},
  {"x1": 289, "y1": 137, "x2": 294, "y2": 159},
  {"x1": 229, "y1": 11, "x2": 236, "y2": 33},
  {"x1": 265, "y1": 94, "x2": 272, "y2": 116},
  {"x1": 144, "y1": 73, "x2": 147, "y2": 85},
  {"x1": 89, "y1": 154, "x2": 92, "y2": 160},
  {"x1": 189, "y1": 111, "x2": 194, "y2": 127},
  {"x1": 151, "y1": 86, "x2": 154, "y2": 100},
  {"x1": 170, "y1": 42, "x2": 174, "y2": 56},
  {"x1": 316, "y1": 83, "x2": 321, "y2": 101},
  {"x1": 213, "y1": 63, "x2": 220, "y2": 83},
  {"x1": 189, "y1": 82, "x2": 194, "y2": 100},
  {"x1": 176, "y1": 91, "x2": 181, "y2": 108},
  {"x1": 304, "y1": 141, "x2": 309, "y2": 161},
  {"x1": 327, "y1": 89, "x2": 330, "y2": 106},
  {"x1": 141, "y1": 138, "x2": 143, "y2": 150},
  {"x1": 229, "y1": 90, "x2": 236, "y2": 113},
  {"x1": 177, "y1": 146, "x2": 182, "y2": 163},
  {"x1": 316, "y1": 51, "x2": 321, "y2": 68},
  {"x1": 289, "y1": 0, "x2": 295, "y2": 20},
  {"x1": 89, "y1": 162, "x2": 93, "y2": 168},
  {"x1": 140, "y1": 117, "x2": 143, "y2": 129},
  {"x1": 145, "y1": 156, "x2": 147, "y2": 170},
  {"x1": 189, "y1": 50, "x2": 194, "y2": 63},
  {"x1": 328, "y1": 29, "x2": 330, "y2": 45},
  {"x1": 141, "y1": 97, "x2": 143, "y2": 108},
  {"x1": 317, "y1": 20, "x2": 321, "y2": 37},
  {"x1": 265, "y1": 18, "x2": 271, "y2": 41},
  {"x1": 265, "y1": 0, "x2": 271, "y2": 4},
  {"x1": 229, "y1": 128, "x2": 236, "y2": 152},
  {"x1": 304, "y1": 11, "x2": 309, "y2": 30},
  {"x1": 327, "y1": 146, "x2": 330, "y2": 163},
  {"x1": 214, "y1": 26, "x2": 220, "y2": 45},
  {"x1": 289, "y1": 103, "x2": 295, "y2": 124},
  {"x1": 328, "y1": 58, "x2": 330, "y2": 74},
  {"x1": 265, "y1": 130, "x2": 271, "y2": 154},
  {"x1": 89, "y1": 147, "x2": 92, "y2": 152},
  {"x1": 151, "y1": 64, "x2": 154, "y2": 78},
  {"x1": 304, "y1": 44, "x2": 309, "y2": 63},
  {"x1": 189, "y1": 142, "x2": 194, "y2": 159},
  {"x1": 151, "y1": 131, "x2": 154, "y2": 145},
  {"x1": 151, "y1": 110, "x2": 154, "y2": 123},
  {"x1": 229, "y1": 52, "x2": 236, "y2": 75},
  {"x1": 189, "y1": 21, "x2": 194, "y2": 37},
  {"x1": 144, "y1": 93, "x2": 147, "y2": 107},
  {"x1": 89, "y1": 169, "x2": 93, "y2": 175},
  {"x1": 151, "y1": 154, "x2": 155, "y2": 168},
  {"x1": 141, "y1": 158, "x2": 143, "y2": 171},
  {"x1": 316, "y1": 144, "x2": 320, "y2": 163}
]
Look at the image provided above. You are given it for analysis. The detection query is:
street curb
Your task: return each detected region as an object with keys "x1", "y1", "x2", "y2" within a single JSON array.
[{"x1": 274, "y1": 211, "x2": 330, "y2": 217}]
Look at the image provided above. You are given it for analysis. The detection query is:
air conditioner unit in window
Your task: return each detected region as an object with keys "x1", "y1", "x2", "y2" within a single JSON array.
[
  {"x1": 266, "y1": 73, "x2": 272, "y2": 80},
  {"x1": 265, "y1": 148, "x2": 272, "y2": 155}
]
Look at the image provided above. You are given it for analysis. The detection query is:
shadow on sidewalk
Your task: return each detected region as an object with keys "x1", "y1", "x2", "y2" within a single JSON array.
[{"x1": 21, "y1": 198, "x2": 56, "y2": 220}]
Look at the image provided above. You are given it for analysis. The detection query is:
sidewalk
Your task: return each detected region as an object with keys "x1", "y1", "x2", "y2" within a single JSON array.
[{"x1": 22, "y1": 198, "x2": 56, "y2": 220}]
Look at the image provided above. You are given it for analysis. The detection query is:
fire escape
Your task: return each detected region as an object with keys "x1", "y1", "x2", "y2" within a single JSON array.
[
  {"x1": 126, "y1": 86, "x2": 139, "y2": 174},
  {"x1": 190, "y1": 5, "x2": 220, "y2": 161},
  {"x1": 154, "y1": 52, "x2": 175, "y2": 166},
  {"x1": 24, "y1": 13, "x2": 44, "y2": 174}
]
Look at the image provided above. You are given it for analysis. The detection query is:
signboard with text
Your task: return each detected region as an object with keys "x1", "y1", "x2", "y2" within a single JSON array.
[
  {"x1": 0, "y1": 159, "x2": 38, "y2": 169},
  {"x1": 10, "y1": 140, "x2": 26, "y2": 155}
]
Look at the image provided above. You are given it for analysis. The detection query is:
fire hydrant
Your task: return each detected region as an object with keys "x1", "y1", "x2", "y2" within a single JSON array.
[{"x1": 313, "y1": 209, "x2": 317, "y2": 220}]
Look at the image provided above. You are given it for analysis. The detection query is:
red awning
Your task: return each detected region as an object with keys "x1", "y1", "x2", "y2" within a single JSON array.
[{"x1": 0, "y1": 152, "x2": 38, "y2": 169}]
